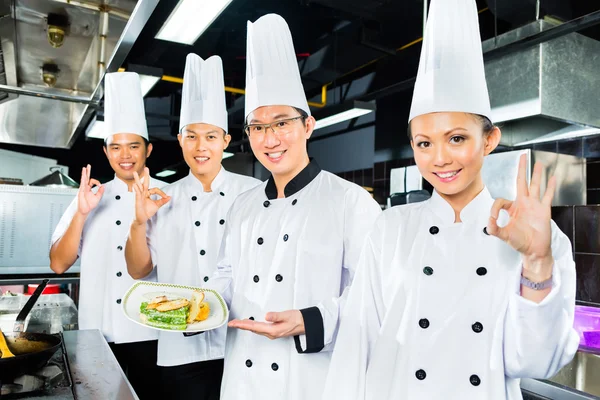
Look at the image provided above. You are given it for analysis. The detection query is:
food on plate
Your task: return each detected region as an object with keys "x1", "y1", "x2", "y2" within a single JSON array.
[{"x1": 139, "y1": 291, "x2": 211, "y2": 330}]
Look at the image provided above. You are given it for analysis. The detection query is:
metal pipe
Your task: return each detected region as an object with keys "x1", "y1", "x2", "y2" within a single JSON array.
[
  {"x1": 48, "y1": 0, "x2": 130, "y2": 20},
  {"x1": 423, "y1": 0, "x2": 428, "y2": 38},
  {"x1": 536, "y1": 0, "x2": 541, "y2": 21},
  {"x1": 97, "y1": 10, "x2": 109, "y2": 83},
  {"x1": 0, "y1": 84, "x2": 95, "y2": 104}
]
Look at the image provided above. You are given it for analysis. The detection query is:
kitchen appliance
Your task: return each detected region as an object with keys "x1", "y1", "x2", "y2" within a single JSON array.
[
  {"x1": 29, "y1": 167, "x2": 78, "y2": 189},
  {"x1": 388, "y1": 165, "x2": 431, "y2": 207}
]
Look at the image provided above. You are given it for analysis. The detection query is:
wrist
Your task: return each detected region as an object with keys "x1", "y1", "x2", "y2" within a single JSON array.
[
  {"x1": 522, "y1": 254, "x2": 554, "y2": 282},
  {"x1": 131, "y1": 219, "x2": 147, "y2": 230}
]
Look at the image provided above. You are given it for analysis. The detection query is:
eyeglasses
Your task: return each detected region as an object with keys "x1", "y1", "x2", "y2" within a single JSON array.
[{"x1": 244, "y1": 116, "x2": 305, "y2": 138}]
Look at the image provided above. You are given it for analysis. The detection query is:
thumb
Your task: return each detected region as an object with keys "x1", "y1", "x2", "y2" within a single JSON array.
[
  {"x1": 96, "y1": 185, "x2": 105, "y2": 198},
  {"x1": 487, "y1": 216, "x2": 509, "y2": 242},
  {"x1": 265, "y1": 311, "x2": 284, "y2": 323}
]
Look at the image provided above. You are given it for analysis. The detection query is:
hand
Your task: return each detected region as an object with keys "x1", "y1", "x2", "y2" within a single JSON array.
[
  {"x1": 486, "y1": 154, "x2": 555, "y2": 278},
  {"x1": 132, "y1": 167, "x2": 171, "y2": 225},
  {"x1": 228, "y1": 310, "x2": 305, "y2": 340},
  {"x1": 77, "y1": 164, "x2": 104, "y2": 216}
]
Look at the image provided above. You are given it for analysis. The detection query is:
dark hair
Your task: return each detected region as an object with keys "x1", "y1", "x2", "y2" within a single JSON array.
[
  {"x1": 245, "y1": 106, "x2": 309, "y2": 126},
  {"x1": 103, "y1": 137, "x2": 150, "y2": 148},
  {"x1": 407, "y1": 113, "x2": 495, "y2": 140}
]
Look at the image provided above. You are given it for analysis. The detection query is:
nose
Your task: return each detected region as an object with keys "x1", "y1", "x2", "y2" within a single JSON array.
[
  {"x1": 121, "y1": 147, "x2": 132, "y2": 158},
  {"x1": 433, "y1": 143, "x2": 452, "y2": 167},
  {"x1": 195, "y1": 136, "x2": 208, "y2": 152},
  {"x1": 262, "y1": 127, "x2": 281, "y2": 148}
]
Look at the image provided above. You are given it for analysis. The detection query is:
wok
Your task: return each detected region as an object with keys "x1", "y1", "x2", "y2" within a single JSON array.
[{"x1": 0, "y1": 279, "x2": 63, "y2": 381}]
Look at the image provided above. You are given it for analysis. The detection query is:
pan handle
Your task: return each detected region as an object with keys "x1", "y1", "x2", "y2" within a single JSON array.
[{"x1": 13, "y1": 279, "x2": 50, "y2": 332}]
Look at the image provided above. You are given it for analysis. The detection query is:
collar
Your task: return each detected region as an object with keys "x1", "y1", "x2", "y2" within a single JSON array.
[
  {"x1": 429, "y1": 186, "x2": 494, "y2": 225},
  {"x1": 185, "y1": 166, "x2": 228, "y2": 193},
  {"x1": 111, "y1": 175, "x2": 131, "y2": 193},
  {"x1": 265, "y1": 159, "x2": 322, "y2": 200}
]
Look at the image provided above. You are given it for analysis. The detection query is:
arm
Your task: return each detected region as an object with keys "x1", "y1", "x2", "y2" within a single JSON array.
[
  {"x1": 125, "y1": 167, "x2": 170, "y2": 280},
  {"x1": 297, "y1": 191, "x2": 382, "y2": 353},
  {"x1": 50, "y1": 165, "x2": 104, "y2": 274}
]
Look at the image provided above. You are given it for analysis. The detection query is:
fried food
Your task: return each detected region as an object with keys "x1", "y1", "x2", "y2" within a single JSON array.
[{"x1": 156, "y1": 299, "x2": 190, "y2": 312}]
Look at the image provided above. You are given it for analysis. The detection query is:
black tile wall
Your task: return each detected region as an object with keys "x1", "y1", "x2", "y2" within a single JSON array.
[
  {"x1": 584, "y1": 136, "x2": 600, "y2": 159},
  {"x1": 587, "y1": 161, "x2": 600, "y2": 189},
  {"x1": 557, "y1": 139, "x2": 584, "y2": 158},
  {"x1": 551, "y1": 206, "x2": 574, "y2": 252},
  {"x1": 574, "y1": 206, "x2": 600, "y2": 253},
  {"x1": 533, "y1": 141, "x2": 558, "y2": 153},
  {"x1": 574, "y1": 253, "x2": 600, "y2": 305},
  {"x1": 588, "y1": 190, "x2": 600, "y2": 206}
]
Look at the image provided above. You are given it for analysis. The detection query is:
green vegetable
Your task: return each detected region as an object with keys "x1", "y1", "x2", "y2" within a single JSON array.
[{"x1": 140, "y1": 302, "x2": 190, "y2": 330}]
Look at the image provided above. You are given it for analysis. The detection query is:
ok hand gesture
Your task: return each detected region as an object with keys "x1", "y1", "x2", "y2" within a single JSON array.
[
  {"x1": 77, "y1": 164, "x2": 104, "y2": 216},
  {"x1": 132, "y1": 167, "x2": 171, "y2": 225}
]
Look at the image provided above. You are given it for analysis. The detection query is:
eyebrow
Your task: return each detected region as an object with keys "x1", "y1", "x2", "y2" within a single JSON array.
[
  {"x1": 249, "y1": 113, "x2": 294, "y2": 124},
  {"x1": 183, "y1": 129, "x2": 219, "y2": 135},
  {"x1": 413, "y1": 127, "x2": 468, "y2": 140},
  {"x1": 109, "y1": 141, "x2": 141, "y2": 146}
]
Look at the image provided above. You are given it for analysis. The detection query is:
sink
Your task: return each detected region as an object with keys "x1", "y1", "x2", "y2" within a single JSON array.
[{"x1": 544, "y1": 350, "x2": 600, "y2": 397}]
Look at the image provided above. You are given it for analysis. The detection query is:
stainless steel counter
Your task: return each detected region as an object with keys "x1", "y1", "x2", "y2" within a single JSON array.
[{"x1": 64, "y1": 329, "x2": 138, "y2": 400}]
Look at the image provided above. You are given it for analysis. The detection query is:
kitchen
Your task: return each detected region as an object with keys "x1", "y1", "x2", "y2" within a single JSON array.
[{"x1": 1, "y1": 0, "x2": 600, "y2": 399}]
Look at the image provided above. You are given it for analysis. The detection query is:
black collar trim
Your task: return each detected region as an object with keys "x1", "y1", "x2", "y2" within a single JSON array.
[{"x1": 264, "y1": 159, "x2": 322, "y2": 200}]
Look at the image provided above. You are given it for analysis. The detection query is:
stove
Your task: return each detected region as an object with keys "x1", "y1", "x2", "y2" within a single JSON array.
[{"x1": 0, "y1": 333, "x2": 75, "y2": 399}]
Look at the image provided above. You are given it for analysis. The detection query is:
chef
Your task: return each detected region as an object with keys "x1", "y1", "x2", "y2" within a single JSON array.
[
  {"x1": 322, "y1": 1, "x2": 579, "y2": 399},
  {"x1": 49, "y1": 72, "x2": 163, "y2": 399},
  {"x1": 203, "y1": 14, "x2": 382, "y2": 400},
  {"x1": 124, "y1": 53, "x2": 260, "y2": 399}
]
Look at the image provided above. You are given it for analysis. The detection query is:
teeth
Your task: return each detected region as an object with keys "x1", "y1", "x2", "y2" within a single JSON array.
[
  {"x1": 267, "y1": 151, "x2": 284, "y2": 158},
  {"x1": 120, "y1": 163, "x2": 133, "y2": 167},
  {"x1": 195, "y1": 157, "x2": 209, "y2": 161},
  {"x1": 437, "y1": 171, "x2": 458, "y2": 179}
]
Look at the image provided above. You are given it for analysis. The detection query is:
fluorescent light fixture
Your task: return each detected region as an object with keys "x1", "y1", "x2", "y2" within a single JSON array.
[
  {"x1": 85, "y1": 116, "x2": 105, "y2": 139},
  {"x1": 155, "y1": 0, "x2": 234, "y2": 45},
  {"x1": 313, "y1": 100, "x2": 376, "y2": 131},
  {"x1": 139, "y1": 74, "x2": 161, "y2": 97},
  {"x1": 156, "y1": 169, "x2": 177, "y2": 178},
  {"x1": 223, "y1": 152, "x2": 234, "y2": 159}
]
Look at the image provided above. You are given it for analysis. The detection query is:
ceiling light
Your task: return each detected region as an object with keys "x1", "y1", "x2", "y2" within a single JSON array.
[
  {"x1": 313, "y1": 100, "x2": 376, "y2": 131},
  {"x1": 85, "y1": 116, "x2": 105, "y2": 139},
  {"x1": 223, "y1": 152, "x2": 234, "y2": 159},
  {"x1": 156, "y1": 169, "x2": 177, "y2": 178},
  {"x1": 127, "y1": 64, "x2": 163, "y2": 97},
  {"x1": 139, "y1": 75, "x2": 161, "y2": 97},
  {"x1": 155, "y1": 0, "x2": 233, "y2": 45}
]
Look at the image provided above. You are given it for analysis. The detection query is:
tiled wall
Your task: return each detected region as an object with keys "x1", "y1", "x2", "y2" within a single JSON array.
[{"x1": 552, "y1": 206, "x2": 600, "y2": 306}]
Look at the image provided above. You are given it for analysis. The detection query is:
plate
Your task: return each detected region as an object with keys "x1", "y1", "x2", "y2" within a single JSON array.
[{"x1": 122, "y1": 281, "x2": 229, "y2": 332}]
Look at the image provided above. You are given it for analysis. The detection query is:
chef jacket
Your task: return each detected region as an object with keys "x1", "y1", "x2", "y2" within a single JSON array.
[
  {"x1": 322, "y1": 187, "x2": 579, "y2": 400},
  {"x1": 206, "y1": 160, "x2": 382, "y2": 400},
  {"x1": 51, "y1": 176, "x2": 165, "y2": 344},
  {"x1": 146, "y1": 167, "x2": 260, "y2": 367}
]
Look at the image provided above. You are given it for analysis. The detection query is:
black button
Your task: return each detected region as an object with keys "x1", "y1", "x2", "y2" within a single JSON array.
[
  {"x1": 476, "y1": 267, "x2": 487, "y2": 276},
  {"x1": 423, "y1": 266, "x2": 433, "y2": 276},
  {"x1": 419, "y1": 319, "x2": 430, "y2": 329},
  {"x1": 115, "y1": 195, "x2": 121, "y2": 200},
  {"x1": 116, "y1": 272, "x2": 122, "y2": 277},
  {"x1": 429, "y1": 226, "x2": 439, "y2": 235},
  {"x1": 116, "y1": 220, "x2": 121, "y2": 226},
  {"x1": 472, "y1": 322, "x2": 483, "y2": 333},
  {"x1": 200, "y1": 250, "x2": 206, "y2": 256},
  {"x1": 253, "y1": 275, "x2": 259, "y2": 283},
  {"x1": 195, "y1": 221, "x2": 201, "y2": 227},
  {"x1": 192, "y1": 196, "x2": 197, "y2": 201},
  {"x1": 116, "y1": 299, "x2": 121, "y2": 304},
  {"x1": 292, "y1": 199, "x2": 297, "y2": 206},
  {"x1": 415, "y1": 369, "x2": 426, "y2": 380},
  {"x1": 483, "y1": 227, "x2": 489, "y2": 235},
  {"x1": 249, "y1": 316, "x2": 255, "y2": 320},
  {"x1": 470, "y1": 375, "x2": 481, "y2": 386},
  {"x1": 257, "y1": 237, "x2": 264, "y2": 245},
  {"x1": 219, "y1": 219, "x2": 225, "y2": 225},
  {"x1": 271, "y1": 363, "x2": 279, "y2": 371},
  {"x1": 220, "y1": 192, "x2": 225, "y2": 197},
  {"x1": 263, "y1": 200, "x2": 270, "y2": 208},
  {"x1": 204, "y1": 276, "x2": 209, "y2": 282},
  {"x1": 283, "y1": 234, "x2": 289, "y2": 242},
  {"x1": 117, "y1": 245, "x2": 123, "y2": 251},
  {"x1": 245, "y1": 360, "x2": 252, "y2": 368},
  {"x1": 275, "y1": 274, "x2": 283, "y2": 282}
]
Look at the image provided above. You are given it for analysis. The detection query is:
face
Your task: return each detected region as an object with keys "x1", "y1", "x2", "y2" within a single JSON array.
[
  {"x1": 178, "y1": 123, "x2": 231, "y2": 179},
  {"x1": 103, "y1": 133, "x2": 152, "y2": 181},
  {"x1": 410, "y1": 112, "x2": 501, "y2": 197},
  {"x1": 246, "y1": 105, "x2": 315, "y2": 178}
]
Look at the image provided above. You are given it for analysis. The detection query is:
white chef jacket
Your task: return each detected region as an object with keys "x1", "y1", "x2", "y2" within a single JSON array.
[
  {"x1": 146, "y1": 167, "x2": 260, "y2": 367},
  {"x1": 207, "y1": 161, "x2": 382, "y2": 400},
  {"x1": 322, "y1": 187, "x2": 579, "y2": 400},
  {"x1": 51, "y1": 176, "x2": 165, "y2": 344}
]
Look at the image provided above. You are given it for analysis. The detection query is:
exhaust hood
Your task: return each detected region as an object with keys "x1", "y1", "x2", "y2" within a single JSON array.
[
  {"x1": 483, "y1": 19, "x2": 600, "y2": 146},
  {"x1": 0, "y1": 0, "x2": 159, "y2": 149}
]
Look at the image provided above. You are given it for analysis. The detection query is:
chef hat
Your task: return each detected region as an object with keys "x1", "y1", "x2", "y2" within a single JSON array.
[
  {"x1": 179, "y1": 54, "x2": 228, "y2": 133},
  {"x1": 104, "y1": 72, "x2": 149, "y2": 140},
  {"x1": 408, "y1": 0, "x2": 491, "y2": 122},
  {"x1": 245, "y1": 14, "x2": 310, "y2": 120}
]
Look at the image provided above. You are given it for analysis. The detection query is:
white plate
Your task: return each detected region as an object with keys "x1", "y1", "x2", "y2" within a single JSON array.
[{"x1": 122, "y1": 282, "x2": 229, "y2": 332}]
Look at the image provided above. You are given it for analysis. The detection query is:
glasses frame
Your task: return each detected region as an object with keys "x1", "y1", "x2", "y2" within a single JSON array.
[{"x1": 243, "y1": 116, "x2": 305, "y2": 137}]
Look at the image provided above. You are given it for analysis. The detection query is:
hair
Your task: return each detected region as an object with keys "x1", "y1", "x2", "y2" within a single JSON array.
[
  {"x1": 103, "y1": 137, "x2": 150, "y2": 149},
  {"x1": 244, "y1": 106, "x2": 309, "y2": 126},
  {"x1": 407, "y1": 113, "x2": 495, "y2": 140}
]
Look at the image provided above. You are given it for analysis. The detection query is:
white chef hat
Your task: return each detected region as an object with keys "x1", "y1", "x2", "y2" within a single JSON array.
[
  {"x1": 408, "y1": 0, "x2": 491, "y2": 122},
  {"x1": 179, "y1": 54, "x2": 228, "y2": 133},
  {"x1": 245, "y1": 14, "x2": 310, "y2": 121},
  {"x1": 104, "y1": 72, "x2": 149, "y2": 140}
]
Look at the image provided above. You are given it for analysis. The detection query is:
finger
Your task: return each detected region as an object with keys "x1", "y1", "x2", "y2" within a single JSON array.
[
  {"x1": 529, "y1": 162, "x2": 543, "y2": 200},
  {"x1": 486, "y1": 215, "x2": 510, "y2": 242},
  {"x1": 143, "y1": 167, "x2": 150, "y2": 191},
  {"x1": 516, "y1": 153, "x2": 529, "y2": 198},
  {"x1": 96, "y1": 184, "x2": 105, "y2": 198},
  {"x1": 265, "y1": 312, "x2": 284, "y2": 323},
  {"x1": 79, "y1": 167, "x2": 87, "y2": 191},
  {"x1": 133, "y1": 171, "x2": 142, "y2": 188},
  {"x1": 89, "y1": 178, "x2": 102, "y2": 188},
  {"x1": 228, "y1": 320, "x2": 273, "y2": 335},
  {"x1": 489, "y1": 198, "x2": 512, "y2": 220},
  {"x1": 154, "y1": 196, "x2": 171, "y2": 208},
  {"x1": 148, "y1": 188, "x2": 169, "y2": 199},
  {"x1": 542, "y1": 175, "x2": 557, "y2": 207}
]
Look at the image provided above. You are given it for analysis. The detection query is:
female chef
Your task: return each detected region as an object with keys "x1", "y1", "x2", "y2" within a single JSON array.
[{"x1": 322, "y1": 0, "x2": 579, "y2": 399}]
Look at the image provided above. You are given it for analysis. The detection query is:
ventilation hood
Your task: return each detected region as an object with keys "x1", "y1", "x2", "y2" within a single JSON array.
[
  {"x1": 0, "y1": 0, "x2": 158, "y2": 149},
  {"x1": 29, "y1": 166, "x2": 78, "y2": 188},
  {"x1": 483, "y1": 19, "x2": 600, "y2": 146}
]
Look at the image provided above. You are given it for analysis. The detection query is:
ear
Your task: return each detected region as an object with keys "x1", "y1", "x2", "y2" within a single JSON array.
[
  {"x1": 146, "y1": 143, "x2": 153, "y2": 158},
  {"x1": 483, "y1": 126, "x2": 501, "y2": 156},
  {"x1": 177, "y1": 133, "x2": 183, "y2": 149},
  {"x1": 223, "y1": 133, "x2": 231, "y2": 150},
  {"x1": 410, "y1": 139, "x2": 415, "y2": 151},
  {"x1": 103, "y1": 146, "x2": 108, "y2": 159},
  {"x1": 304, "y1": 116, "x2": 316, "y2": 140}
]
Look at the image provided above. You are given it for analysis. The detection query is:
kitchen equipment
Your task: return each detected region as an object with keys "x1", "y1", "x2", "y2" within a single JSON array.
[
  {"x1": 0, "y1": 279, "x2": 63, "y2": 381},
  {"x1": 29, "y1": 167, "x2": 79, "y2": 189},
  {"x1": 0, "y1": 293, "x2": 78, "y2": 334},
  {"x1": 388, "y1": 165, "x2": 431, "y2": 207},
  {"x1": 0, "y1": 328, "x2": 15, "y2": 358}
]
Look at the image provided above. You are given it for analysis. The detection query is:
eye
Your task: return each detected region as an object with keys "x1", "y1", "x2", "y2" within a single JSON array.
[
  {"x1": 187, "y1": 135, "x2": 196, "y2": 140},
  {"x1": 276, "y1": 121, "x2": 289, "y2": 128},
  {"x1": 131, "y1": 145, "x2": 139, "y2": 149},
  {"x1": 207, "y1": 135, "x2": 217, "y2": 140},
  {"x1": 110, "y1": 146, "x2": 119, "y2": 150},
  {"x1": 416, "y1": 141, "x2": 431, "y2": 148},
  {"x1": 450, "y1": 136, "x2": 465, "y2": 144}
]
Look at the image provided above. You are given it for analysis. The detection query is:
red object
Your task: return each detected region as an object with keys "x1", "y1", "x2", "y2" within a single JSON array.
[{"x1": 27, "y1": 284, "x2": 60, "y2": 295}]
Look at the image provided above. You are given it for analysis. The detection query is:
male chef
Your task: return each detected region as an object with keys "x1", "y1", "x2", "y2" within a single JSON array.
[
  {"x1": 204, "y1": 14, "x2": 382, "y2": 400},
  {"x1": 124, "y1": 54, "x2": 260, "y2": 399},
  {"x1": 49, "y1": 72, "x2": 163, "y2": 399}
]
